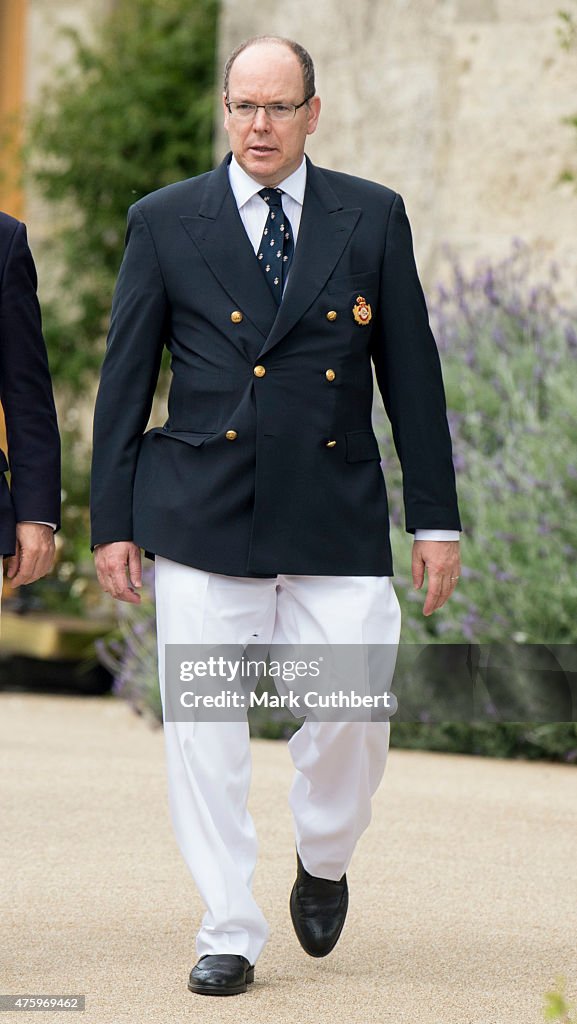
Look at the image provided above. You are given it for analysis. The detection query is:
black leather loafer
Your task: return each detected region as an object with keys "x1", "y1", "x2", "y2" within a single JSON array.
[
  {"x1": 289, "y1": 852, "x2": 349, "y2": 957},
  {"x1": 187, "y1": 954, "x2": 255, "y2": 996}
]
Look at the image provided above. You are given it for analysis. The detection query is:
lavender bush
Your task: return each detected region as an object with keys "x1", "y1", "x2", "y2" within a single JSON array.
[
  {"x1": 96, "y1": 568, "x2": 161, "y2": 725},
  {"x1": 378, "y1": 240, "x2": 577, "y2": 646}
]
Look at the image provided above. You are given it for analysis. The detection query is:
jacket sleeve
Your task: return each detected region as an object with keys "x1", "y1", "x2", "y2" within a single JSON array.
[
  {"x1": 90, "y1": 204, "x2": 169, "y2": 547},
  {"x1": 371, "y1": 193, "x2": 461, "y2": 533},
  {"x1": 0, "y1": 222, "x2": 61, "y2": 527}
]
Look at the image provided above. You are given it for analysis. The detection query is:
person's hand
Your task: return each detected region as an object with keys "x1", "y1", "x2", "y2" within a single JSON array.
[
  {"x1": 4, "y1": 523, "x2": 56, "y2": 586},
  {"x1": 94, "y1": 541, "x2": 142, "y2": 604},
  {"x1": 412, "y1": 539, "x2": 460, "y2": 616}
]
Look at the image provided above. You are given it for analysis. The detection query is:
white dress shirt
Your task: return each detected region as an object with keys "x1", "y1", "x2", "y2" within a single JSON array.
[
  {"x1": 227, "y1": 156, "x2": 459, "y2": 544},
  {"x1": 228, "y1": 155, "x2": 306, "y2": 253}
]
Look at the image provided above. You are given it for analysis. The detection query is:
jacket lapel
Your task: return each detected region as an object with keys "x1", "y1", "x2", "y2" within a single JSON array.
[
  {"x1": 179, "y1": 155, "x2": 360, "y2": 353},
  {"x1": 180, "y1": 156, "x2": 279, "y2": 340},
  {"x1": 256, "y1": 159, "x2": 361, "y2": 359}
]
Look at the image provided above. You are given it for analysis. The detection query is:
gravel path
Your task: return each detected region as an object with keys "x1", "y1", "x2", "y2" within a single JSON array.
[{"x1": 1, "y1": 693, "x2": 576, "y2": 1024}]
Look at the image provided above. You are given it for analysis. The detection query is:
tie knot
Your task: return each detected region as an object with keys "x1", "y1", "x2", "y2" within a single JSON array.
[{"x1": 259, "y1": 187, "x2": 284, "y2": 208}]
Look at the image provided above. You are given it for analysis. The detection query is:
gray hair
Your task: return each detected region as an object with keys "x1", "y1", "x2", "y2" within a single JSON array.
[{"x1": 223, "y1": 36, "x2": 316, "y2": 100}]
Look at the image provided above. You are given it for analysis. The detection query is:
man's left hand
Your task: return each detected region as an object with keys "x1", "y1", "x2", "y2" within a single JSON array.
[
  {"x1": 4, "y1": 523, "x2": 56, "y2": 587},
  {"x1": 412, "y1": 540, "x2": 460, "y2": 616}
]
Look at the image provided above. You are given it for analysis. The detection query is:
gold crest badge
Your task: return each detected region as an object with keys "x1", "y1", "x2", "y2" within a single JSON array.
[{"x1": 352, "y1": 295, "x2": 372, "y2": 326}]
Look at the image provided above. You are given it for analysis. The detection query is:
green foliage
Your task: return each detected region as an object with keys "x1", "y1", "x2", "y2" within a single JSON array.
[
  {"x1": 377, "y1": 242, "x2": 577, "y2": 647},
  {"x1": 390, "y1": 724, "x2": 577, "y2": 762},
  {"x1": 16, "y1": 426, "x2": 96, "y2": 615},
  {"x1": 27, "y1": 0, "x2": 219, "y2": 392},
  {"x1": 39, "y1": 427, "x2": 92, "y2": 614},
  {"x1": 18, "y1": 0, "x2": 218, "y2": 614},
  {"x1": 558, "y1": 4, "x2": 577, "y2": 186},
  {"x1": 544, "y1": 977, "x2": 575, "y2": 1022},
  {"x1": 558, "y1": 6, "x2": 577, "y2": 49},
  {"x1": 371, "y1": 243, "x2": 577, "y2": 762}
]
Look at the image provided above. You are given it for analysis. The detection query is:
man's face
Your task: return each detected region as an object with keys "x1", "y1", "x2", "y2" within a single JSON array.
[{"x1": 223, "y1": 42, "x2": 321, "y2": 186}]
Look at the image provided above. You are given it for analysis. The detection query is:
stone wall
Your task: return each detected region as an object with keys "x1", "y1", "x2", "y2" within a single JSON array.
[
  {"x1": 24, "y1": 0, "x2": 112, "y2": 244},
  {"x1": 218, "y1": 0, "x2": 577, "y2": 291}
]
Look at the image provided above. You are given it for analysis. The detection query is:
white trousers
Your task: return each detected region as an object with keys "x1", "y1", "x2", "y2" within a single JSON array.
[{"x1": 154, "y1": 556, "x2": 401, "y2": 965}]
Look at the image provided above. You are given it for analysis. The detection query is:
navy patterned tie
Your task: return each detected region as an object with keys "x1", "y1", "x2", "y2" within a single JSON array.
[{"x1": 257, "y1": 188, "x2": 294, "y2": 303}]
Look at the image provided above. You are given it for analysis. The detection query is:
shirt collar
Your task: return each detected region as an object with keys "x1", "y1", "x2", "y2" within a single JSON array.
[{"x1": 228, "y1": 155, "x2": 307, "y2": 209}]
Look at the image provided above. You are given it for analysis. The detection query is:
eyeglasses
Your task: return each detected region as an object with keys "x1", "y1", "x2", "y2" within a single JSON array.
[{"x1": 225, "y1": 97, "x2": 313, "y2": 121}]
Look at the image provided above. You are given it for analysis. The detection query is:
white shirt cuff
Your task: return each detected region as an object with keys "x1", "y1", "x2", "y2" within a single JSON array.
[
  {"x1": 414, "y1": 529, "x2": 460, "y2": 541},
  {"x1": 20, "y1": 521, "x2": 57, "y2": 530}
]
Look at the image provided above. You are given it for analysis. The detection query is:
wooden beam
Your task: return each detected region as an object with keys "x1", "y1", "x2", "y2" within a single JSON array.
[{"x1": 0, "y1": 0, "x2": 27, "y2": 219}]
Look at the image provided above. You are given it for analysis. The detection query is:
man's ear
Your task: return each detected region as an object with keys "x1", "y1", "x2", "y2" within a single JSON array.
[
  {"x1": 306, "y1": 95, "x2": 321, "y2": 136},
  {"x1": 222, "y1": 93, "x2": 230, "y2": 129}
]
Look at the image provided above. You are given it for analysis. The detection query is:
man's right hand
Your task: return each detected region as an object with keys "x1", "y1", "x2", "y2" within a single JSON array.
[{"x1": 94, "y1": 541, "x2": 142, "y2": 603}]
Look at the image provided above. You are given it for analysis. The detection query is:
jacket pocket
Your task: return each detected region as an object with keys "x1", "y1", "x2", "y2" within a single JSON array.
[
  {"x1": 148, "y1": 428, "x2": 216, "y2": 447},
  {"x1": 345, "y1": 430, "x2": 381, "y2": 463},
  {"x1": 327, "y1": 271, "x2": 378, "y2": 296}
]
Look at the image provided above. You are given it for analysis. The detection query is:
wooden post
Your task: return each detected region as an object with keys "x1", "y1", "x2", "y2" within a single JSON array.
[
  {"x1": 0, "y1": 0, "x2": 27, "y2": 219},
  {"x1": 1, "y1": 0, "x2": 28, "y2": 451}
]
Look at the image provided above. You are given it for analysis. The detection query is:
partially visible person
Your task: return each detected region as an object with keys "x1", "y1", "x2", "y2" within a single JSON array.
[{"x1": 0, "y1": 211, "x2": 60, "y2": 592}]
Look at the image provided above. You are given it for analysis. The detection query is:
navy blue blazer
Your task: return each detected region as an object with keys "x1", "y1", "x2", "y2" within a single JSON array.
[
  {"x1": 0, "y1": 213, "x2": 61, "y2": 556},
  {"x1": 91, "y1": 155, "x2": 460, "y2": 576}
]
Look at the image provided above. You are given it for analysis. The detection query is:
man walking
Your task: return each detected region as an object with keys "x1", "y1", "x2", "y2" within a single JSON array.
[
  {"x1": 91, "y1": 36, "x2": 461, "y2": 995},
  {"x1": 0, "y1": 212, "x2": 60, "y2": 590}
]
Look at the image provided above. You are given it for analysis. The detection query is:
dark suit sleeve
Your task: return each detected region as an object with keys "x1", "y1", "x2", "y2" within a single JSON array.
[
  {"x1": 90, "y1": 205, "x2": 169, "y2": 547},
  {"x1": 372, "y1": 193, "x2": 461, "y2": 533},
  {"x1": 0, "y1": 222, "x2": 61, "y2": 527}
]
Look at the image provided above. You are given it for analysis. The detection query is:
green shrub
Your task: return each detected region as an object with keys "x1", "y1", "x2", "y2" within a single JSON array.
[
  {"x1": 544, "y1": 977, "x2": 576, "y2": 1022},
  {"x1": 19, "y1": 0, "x2": 218, "y2": 613},
  {"x1": 378, "y1": 242, "x2": 577, "y2": 647},
  {"x1": 28, "y1": 0, "x2": 218, "y2": 392}
]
